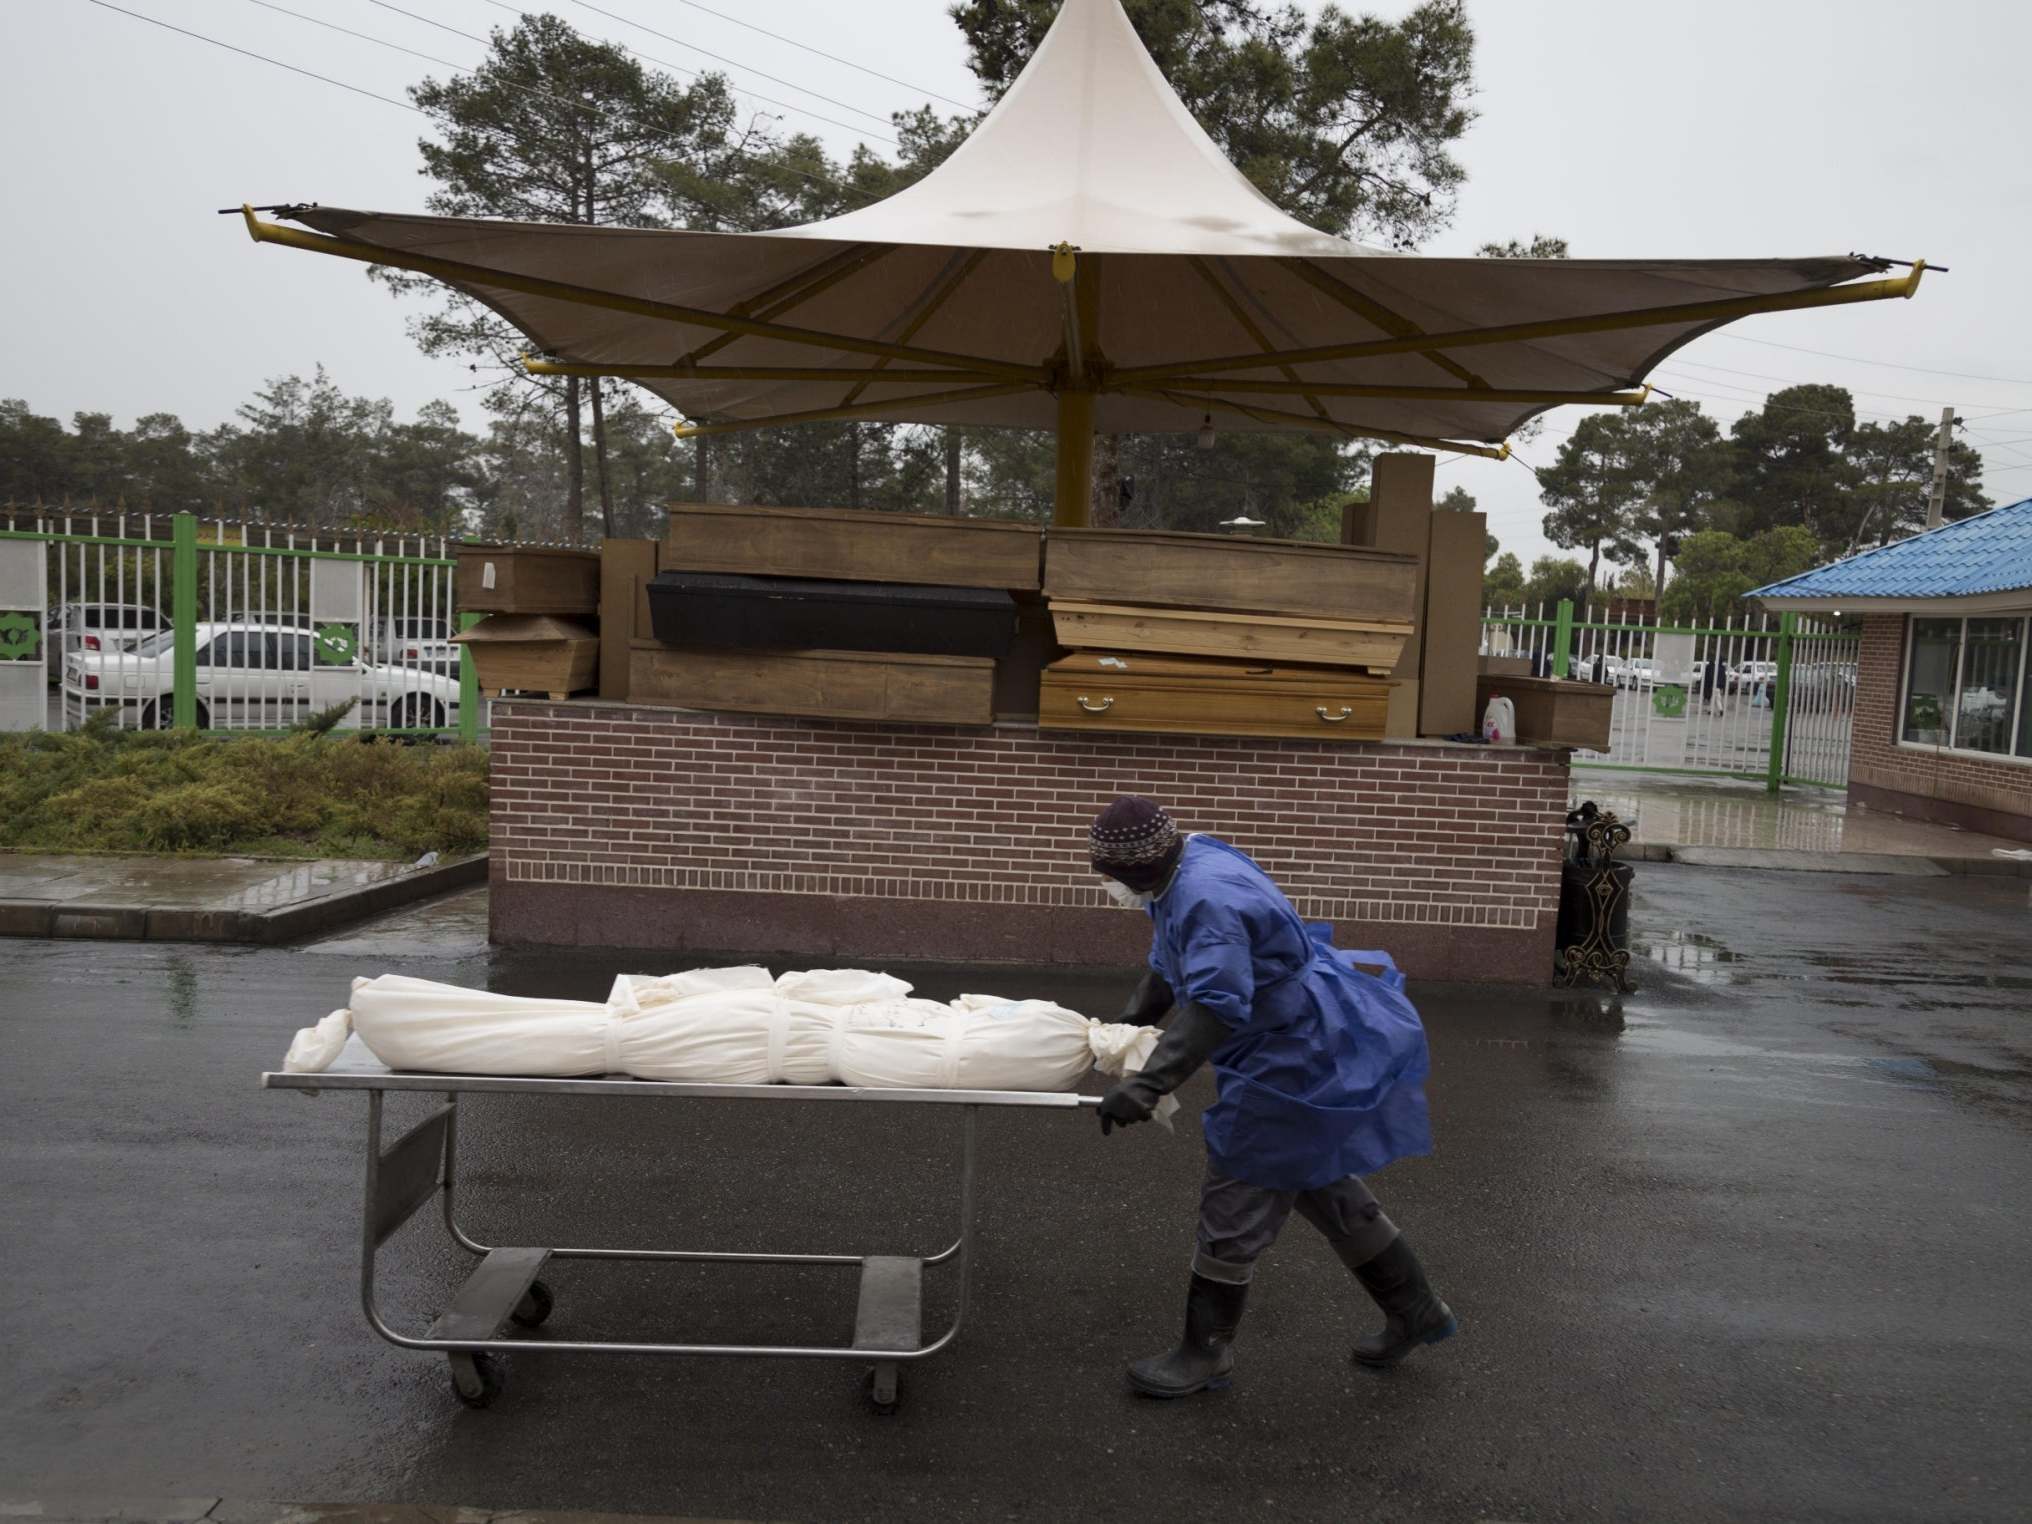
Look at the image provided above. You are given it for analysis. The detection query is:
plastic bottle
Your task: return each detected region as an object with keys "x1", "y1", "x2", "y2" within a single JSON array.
[{"x1": 1482, "y1": 692, "x2": 1516, "y2": 745}]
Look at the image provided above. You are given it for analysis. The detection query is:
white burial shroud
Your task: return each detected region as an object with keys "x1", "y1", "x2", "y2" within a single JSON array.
[{"x1": 282, "y1": 966, "x2": 1164, "y2": 1097}]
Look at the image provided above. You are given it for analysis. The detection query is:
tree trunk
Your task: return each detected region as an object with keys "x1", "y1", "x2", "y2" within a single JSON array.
[
  {"x1": 1094, "y1": 432, "x2": 1120, "y2": 526},
  {"x1": 944, "y1": 427, "x2": 962, "y2": 516},
  {"x1": 564, "y1": 375, "x2": 585, "y2": 544},
  {"x1": 1654, "y1": 536, "x2": 1668, "y2": 604},
  {"x1": 589, "y1": 379, "x2": 615, "y2": 539},
  {"x1": 1585, "y1": 542, "x2": 1600, "y2": 612},
  {"x1": 696, "y1": 435, "x2": 713, "y2": 502},
  {"x1": 847, "y1": 424, "x2": 862, "y2": 509}
]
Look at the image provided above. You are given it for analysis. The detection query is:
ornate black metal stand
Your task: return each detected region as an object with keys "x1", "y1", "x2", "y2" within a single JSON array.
[{"x1": 1558, "y1": 810, "x2": 1634, "y2": 993}]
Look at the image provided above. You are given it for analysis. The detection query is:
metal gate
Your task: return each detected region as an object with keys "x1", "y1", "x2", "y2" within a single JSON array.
[
  {"x1": 1480, "y1": 599, "x2": 1858, "y2": 789},
  {"x1": 0, "y1": 509, "x2": 480, "y2": 739}
]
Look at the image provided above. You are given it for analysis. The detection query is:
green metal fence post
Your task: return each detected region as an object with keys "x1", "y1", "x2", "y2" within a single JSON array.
[
  {"x1": 458, "y1": 610, "x2": 482, "y2": 743},
  {"x1": 172, "y1": 512, "x2": 197, "y2": 729},
  {"x1": 1765, "y1": 612, "x2": 1796, "y2": 794},
  {"x1": 1552, "y1": 598, "x2": 1574, "y2": 678}
]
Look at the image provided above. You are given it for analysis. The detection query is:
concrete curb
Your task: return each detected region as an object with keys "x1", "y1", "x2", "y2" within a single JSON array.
[
  {"x1": 0, "y1": 853, "x2": 488, "y2": 946},
  {"x1": 1630, "y1": 842, "x2": 2032, "y2": 877}
]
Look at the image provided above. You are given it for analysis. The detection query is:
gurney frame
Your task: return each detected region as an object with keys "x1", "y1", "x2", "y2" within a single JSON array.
[{"x1": 263, "y1": 1049, "x2": 1100, "y2": 1414}]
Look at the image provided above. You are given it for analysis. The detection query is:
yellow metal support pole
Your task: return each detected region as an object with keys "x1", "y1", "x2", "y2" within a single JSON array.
[
  {"x1": 1113, "y1": 263, "x2": 1928, "y2": 385},
  {"x1": 528, "y1": 360, "x2": 1007, "y2": 385},
  {"x1": 1125, "y1": 385, "x2": 1508, "y2": 459},
  {"x1": 671, "y1": 381, "x2": 1035, "y2": 440},
  {"x1": 1106, "y1": 377, "x2": 1651, "y2": 407},
  {"x1": 238, "y1": 206, "x2": 1045, "y2": 382},
  {"x1": 1054, "y1": 388, "x2": 1097, "y2": 527},
  {"x1": 1050, "y1": 245, "x2": 1102, "y2": 528}
]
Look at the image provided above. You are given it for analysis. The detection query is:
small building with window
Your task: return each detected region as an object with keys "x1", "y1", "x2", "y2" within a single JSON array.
[{"x1": 1752, "y1": 496, "x2": 2032, "y2": 843}]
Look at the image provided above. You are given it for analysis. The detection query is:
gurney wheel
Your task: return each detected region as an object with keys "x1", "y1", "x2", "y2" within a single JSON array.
[
  {"x1": 449, "y1": 1351, "x2": 502, "y2": 1409},
  {"x1": 864, "y1": 1365, "x2": 901, "y2": 1416},
  {"x1": 510, "y1": 1280, "x2": 554, "y2": 1328}
]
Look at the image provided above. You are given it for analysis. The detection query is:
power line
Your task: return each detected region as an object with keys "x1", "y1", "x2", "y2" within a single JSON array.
[
  {"x1": 86, "y1": 0, "x2": 775, "y2": 231},
  {"x1": 660, "y1": 0, "x2": 975, "y2": 112},
  {"x1": 386, "y1": 0, "x2": 898, "y2": 145},
  {"x1": 84, "y1": 0, "x2": 424, "y2": 114},
  {"x1": 1716, "y1": 333, "x2": 2032, "y2": 389},
  {"x1": 245, "y1": 0, "x2": 468, "y2": 71},
  {"x1": 1663, "y1": 353, "x2": 2032, "y2": 414},
  {"x1": 571, "y1": 0, "x2": 901, "y2": 132},
  {"x1": 249, "y1": 0, "x2": 868, "y2": 218}
]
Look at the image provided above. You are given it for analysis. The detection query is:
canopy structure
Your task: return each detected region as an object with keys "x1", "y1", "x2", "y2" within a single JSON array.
[{"x1": 239, "y1": 0, "x2": 1928, "y2": 525}]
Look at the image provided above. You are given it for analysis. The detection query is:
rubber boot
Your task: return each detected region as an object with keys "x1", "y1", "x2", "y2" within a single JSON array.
[
  {"x1": 1126, "y1": 1273, "x2": 1248, "y2": 1398},
  {"x1": 1344, "y1": 1235, "x2": 1457, "y2": 1369}
]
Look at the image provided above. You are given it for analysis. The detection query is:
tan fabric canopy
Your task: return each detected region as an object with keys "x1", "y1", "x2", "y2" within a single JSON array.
[{"x1": 243, "y1": 0, "x2": 1924, "y2": 511}]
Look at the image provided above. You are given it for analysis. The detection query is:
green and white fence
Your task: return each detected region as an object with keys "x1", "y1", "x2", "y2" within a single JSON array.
[
  {"x1": 0, "y1": 509, "x2": 482, "y2": 739},
  {"x1": 1481, "y1": 600, "x2": 1859, "y2": 790}
]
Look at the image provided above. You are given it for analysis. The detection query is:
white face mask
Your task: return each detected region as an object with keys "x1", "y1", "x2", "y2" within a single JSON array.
[{"x1": 1101, "y1": 876, "x2": 1155, "y2": 910}]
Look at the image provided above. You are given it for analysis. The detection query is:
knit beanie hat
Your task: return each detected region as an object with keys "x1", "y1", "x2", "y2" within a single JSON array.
[{"x1": 1089, "y1": 795, "x2": 1183, "y2": 888}]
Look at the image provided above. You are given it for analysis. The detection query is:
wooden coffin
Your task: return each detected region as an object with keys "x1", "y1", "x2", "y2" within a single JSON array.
[
  {"x1": 1040, "y1": 652, "x2": 1391, "y2": 741},
  {"x1": 456, "y1": 545, "x2": 601, "y2": 615},
  {"x1": 1049, "y1": 601, "x2": 1409, "y2": 673},
  {"x1": 1043, "y1": 528, "x2": 1418, "y2": 623},
  {"x1": 629, "y1": 641, "x2": 993, "y2": 725},
  {"x1": 1474, "y1": 674, "x2": 1613, "y2": 751},
  {"x1": 452, "y1": 615, "x2": 599, "y2": 698},
  {"x1": 646, "y1": 572, "x2": 1017, "y2": 658},
  {"x1": 664, "y1": 504, "x2": 1043, "y2": 591}
]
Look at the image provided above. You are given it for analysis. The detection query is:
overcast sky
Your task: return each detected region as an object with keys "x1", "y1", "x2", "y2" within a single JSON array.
[{"x1": 6, "y1": 0, "x2": 2031, "y2": 564}]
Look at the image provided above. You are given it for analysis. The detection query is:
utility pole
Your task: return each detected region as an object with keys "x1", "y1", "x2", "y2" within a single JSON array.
[{"x1": 1924, "y1": 405, "x2": 1955, "y2": 529}]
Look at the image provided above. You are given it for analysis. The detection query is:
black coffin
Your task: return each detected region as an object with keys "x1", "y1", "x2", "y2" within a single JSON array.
[{"x1": 647, "y1": 572, "x2": 1018, "y2": 659}]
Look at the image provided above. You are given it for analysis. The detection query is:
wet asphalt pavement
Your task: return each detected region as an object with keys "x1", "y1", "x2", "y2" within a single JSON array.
[{"x1": 4, "y1": 864, "x2": 2031, "y2": 1522}]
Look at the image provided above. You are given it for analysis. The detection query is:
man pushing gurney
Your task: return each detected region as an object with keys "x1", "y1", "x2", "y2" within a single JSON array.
[{"x1": 1087, "y1": 795, "x2": 1457, "y2": 1398}]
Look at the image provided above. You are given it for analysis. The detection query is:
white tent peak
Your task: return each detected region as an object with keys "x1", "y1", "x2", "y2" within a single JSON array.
[{"x1": 788, "y1": 0, "x2": 1370, "y2": 259}]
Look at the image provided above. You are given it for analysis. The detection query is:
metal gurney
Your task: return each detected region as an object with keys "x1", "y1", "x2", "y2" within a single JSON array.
[{"x1": 263, "y1": 1037, "x2": 1101, "y2": 1415}]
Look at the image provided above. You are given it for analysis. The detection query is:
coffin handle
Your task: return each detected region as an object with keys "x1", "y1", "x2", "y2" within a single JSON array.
[
  {"x1": 1315, "y1": 705, "x2": 1353, "y2": 723},
  {"x1": 1077, "y1": 695, "x2": 1115, "y2": 713}
]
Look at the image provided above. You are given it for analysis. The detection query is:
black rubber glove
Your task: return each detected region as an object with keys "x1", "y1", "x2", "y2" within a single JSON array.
[
  {"x1": 1118, "y1": 968, "x2": 1175, "y2": 1026},
  {"x1": 1098, "y1": 1001, "x2": 1230, "y2": 1135}
]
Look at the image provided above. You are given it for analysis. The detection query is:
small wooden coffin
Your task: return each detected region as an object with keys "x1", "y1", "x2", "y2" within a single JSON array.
[
  {"x1": 452, "y1": 615, "x2": 599, "y2": 698},
  {"x1": 1474, "y1": 674, "x2": 1613, "y2": 750},
  {"x1": 664, "y1": 504, "x2": 1043, "y2": 591},
  {"x1": 1043, "y1": 528, "x2": 1418, "y2": 622},
  {"x1": 629, "y1": 642, "x2": 993, "y2": 725},
  {"x1": 1049, "y1": 601, "x2": 1409, "y2": 673},
  {"x1": 1040, "y1": 652, "x2": 1391, "y2": 741},
  {"x1": 645, "y1": 572, "x2": 1016, "y2": 658},
  {"x1": 455, "y1": 545, "x2": 600, "y2": 615}
]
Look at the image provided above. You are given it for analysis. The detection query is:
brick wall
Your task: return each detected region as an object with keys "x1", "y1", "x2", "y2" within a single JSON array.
[
  {"x1": 1847, "y1": 613, "x2": 2032, "y2": 842},
  {"x1": 488, "y1": 701, "x2": 1572, "y2": 982}
]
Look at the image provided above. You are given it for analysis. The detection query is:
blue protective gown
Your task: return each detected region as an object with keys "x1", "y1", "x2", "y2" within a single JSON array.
[{"x1": 1145, "y1": 835, "x2": 1433, "y2": 1191}]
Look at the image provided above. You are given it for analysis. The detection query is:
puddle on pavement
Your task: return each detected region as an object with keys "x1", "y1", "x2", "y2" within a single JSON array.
[{"x1": 1633, "y1": 930, "x2": 1742, "y2": 985}]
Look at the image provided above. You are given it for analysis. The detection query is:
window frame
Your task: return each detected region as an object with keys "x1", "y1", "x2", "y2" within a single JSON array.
[{"x1": 1897, "y1": 612, "x2": 2032, "y2": 766}]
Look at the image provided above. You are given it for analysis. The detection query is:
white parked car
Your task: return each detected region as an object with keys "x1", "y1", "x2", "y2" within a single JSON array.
[
  {"x1": 1731, "y1": 660, "x2": 1778, "y2": 693},
  {"x1": 368, "y1": 615, "x2": 460, "y2": 677},
  {"x1": 63, "y1": 620, "x2": 463, "y2": 731},
  {"x1": 45, "y1": 602, "x2": 165, "y2": 681}
]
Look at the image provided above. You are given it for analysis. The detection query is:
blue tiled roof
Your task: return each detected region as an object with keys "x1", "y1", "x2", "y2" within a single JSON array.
[{"x1": 1751, "y1": 496, "x2": 2032, "y2": 600}]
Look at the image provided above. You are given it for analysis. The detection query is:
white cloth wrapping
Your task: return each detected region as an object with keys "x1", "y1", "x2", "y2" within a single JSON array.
[{"x1": 280, "y1": 968, "x2": 1169, "y2": 1108}]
